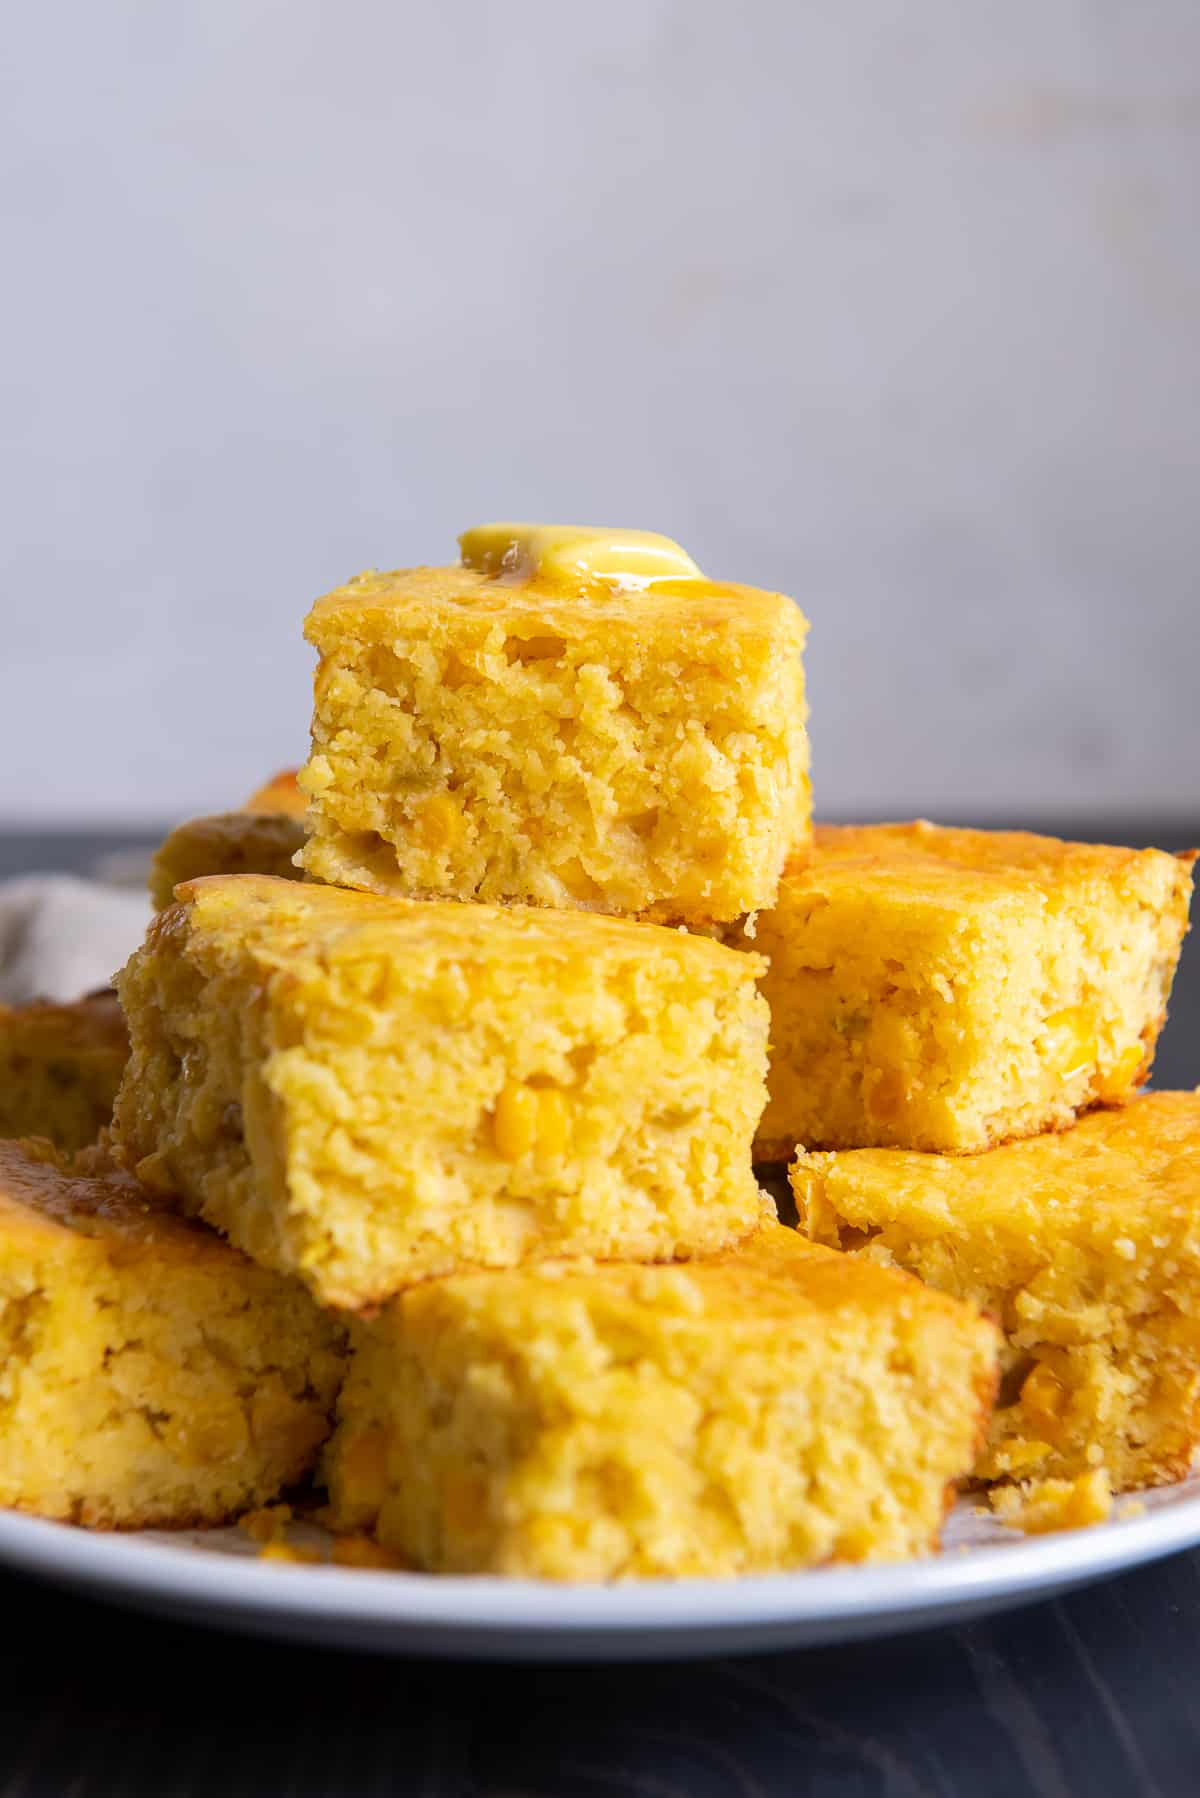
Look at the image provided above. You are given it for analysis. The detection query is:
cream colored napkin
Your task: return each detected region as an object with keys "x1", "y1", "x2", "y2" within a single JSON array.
[{"x1": 0, "y1": 876, "x2": 151, "y2": 1005}]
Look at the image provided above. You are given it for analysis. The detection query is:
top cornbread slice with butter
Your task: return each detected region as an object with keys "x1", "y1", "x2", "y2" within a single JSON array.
[
  {"x1": 111, "y1": 874, "x2": 771, "y2": 1308},
  {"x1": 747, "y1": 821, "x2": 1194, "y2": 1157},
  {"x1": 297, "y1": 526, "x2": 810, "y2": 924},
  {"x1": 323, "y1": 1223, "x2": 998, "y2": 1580},
  {"x1": 792, "y1": 1093, "x2": 1200, "y2": 1493}
]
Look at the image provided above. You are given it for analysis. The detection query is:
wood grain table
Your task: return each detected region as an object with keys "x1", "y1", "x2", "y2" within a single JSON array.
[{"x1": 1, "y1": 821, "x2": 1196, "y2": 1798}]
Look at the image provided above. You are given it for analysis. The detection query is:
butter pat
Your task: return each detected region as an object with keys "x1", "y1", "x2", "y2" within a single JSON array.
[{"x1": 459, "y1": 523, "x2": 703, "y2": 589}]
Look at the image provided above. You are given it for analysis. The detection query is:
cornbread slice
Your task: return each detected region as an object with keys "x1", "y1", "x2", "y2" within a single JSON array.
[
  {"x1": 149, "y1": 812, "x2": 306, "y2": 910},
  {"x1": 324, "y1": 1225, "x2": 998, "y2": 1580},
  {"x1": 298, "y1": 528, "x2": 810, "y2": 923},
  {"x1": 792, "y1": 1093, "x2": 1200, "y2": 1492},
  {"x1": 0, "y1": 995, "x2": 128, "y2": 1152},
  {"x1": 0, "y1": 1139, "x2": 344, "y2": 1527},
  {"x1": 112, "y1": 874, "x2": 770, "y2": 1307},
  {"x1": 748, "y1": 822, "x2": 1194, "y2": 1156},
  {"x1": 149, "y1": 767, "x2": 308, "y2": 910}
]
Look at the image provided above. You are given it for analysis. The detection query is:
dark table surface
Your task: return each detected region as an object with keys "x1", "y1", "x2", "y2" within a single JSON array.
[{"x1": 1, "y1": 820, "x2": 1198, "y2": 1798}]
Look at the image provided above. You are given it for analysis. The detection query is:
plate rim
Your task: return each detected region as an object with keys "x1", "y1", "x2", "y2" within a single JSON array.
[{"x1": 0, "y1": 1483, "x2": 1197, "y2": 1638}]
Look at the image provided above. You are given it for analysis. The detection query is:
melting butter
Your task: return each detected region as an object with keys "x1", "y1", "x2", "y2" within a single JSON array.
[{"x1": 459, "y1": 524, "x2": 704, "y2": 589}]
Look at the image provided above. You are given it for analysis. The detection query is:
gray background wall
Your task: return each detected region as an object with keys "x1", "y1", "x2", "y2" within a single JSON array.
[{"x1": 3, "y1": 0, "x2": 1197, "y2": 825}]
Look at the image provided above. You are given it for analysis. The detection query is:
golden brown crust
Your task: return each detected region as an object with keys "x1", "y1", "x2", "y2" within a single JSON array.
[
  {"x1": 753, "y1": 820, "x2": 1195, "y2": 1156},
  {"x1": 149, "y1": 813, "x2": 306, "y2": 909},
  {"x1": 0, "y1": 992, "x2": 126, "y2": 1055},
  {"x1": 242, "y1": 769, "x2": 306, "y2": 817},
  {"x1": 0, "y1": 997, "x2": 129, "y2": 1153},
  {"x1": 4, "y1": 1494, "x2": 294, "y2": 1532},
  {"x1": 307, "y1": 563, "x2": 809, "y2": 642},
  {"x1": 768, "y1": 1101, "x2": 1121, "y2": 1164},
  {"x1": 806, "y1": 820, "x2": 1196, "y2": 890},
  {"x1": 170, "y1": 872, "x2": 763, "y2": 975},
  {"x1": 0, "y1": 1138, "x2": 256, "y2": 1262}
]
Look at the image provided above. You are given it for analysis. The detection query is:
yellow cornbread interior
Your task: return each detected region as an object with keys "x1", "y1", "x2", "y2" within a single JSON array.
[
  {"x1": 0, "y1": 1140, "x2": 344, "y2": 1527},
  {"x1": 751, "y1": 822, "x2": 1194, "y2": 1156},
  {"x1": 149, "y1": 811, "x2": 307, "y2": 910},
  {"x1": 792, "y1": 1093, "x2": 1200, "y2": 1492},
  {"x1": 298, "y1": 547, "x2": 810, "y2": 923},
  {"x1": 0, "y1": 996, "x2": 129, "y2": 1153},
  {"x1": 112, "y1": 875, "x2": 771, "y2": 1309},
  {"x1": 324, "y1": 1225, "x2": 998, "y2": 1580}
]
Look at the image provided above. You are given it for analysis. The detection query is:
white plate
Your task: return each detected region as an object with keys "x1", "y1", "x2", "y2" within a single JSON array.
[{"x1": 1, "y1": 1475, "x2": 1199, "y2": 1661}]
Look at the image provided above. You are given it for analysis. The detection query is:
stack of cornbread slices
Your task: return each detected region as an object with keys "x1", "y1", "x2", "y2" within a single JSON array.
[
  {"x1": 0, "y1": 523, "x2": 1193, "y2": 1577},
  {"x1": 748, "y1": 823, "x2": 1197, "y2": 1526}
]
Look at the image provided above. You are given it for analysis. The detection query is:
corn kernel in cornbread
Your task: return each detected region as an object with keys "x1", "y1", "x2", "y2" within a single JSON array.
[
  {"x1": 0, "y1": 1140, "x2": 344, "y2": 1527},
  {"x1": 0, "y1": 995, "x2": 128, "y2": 1152},
  {"x1": 749, "y1": 822, "x2": 1194, "y2": 1156},
  {"x1": 324, "y1": 1225, "x2": 998, "y2": 1580},
  {"x1": 112, "y1": 875, "x2": 770, "y2": 1308},
  {"x1": 298, "y1": 528, "x2": 810, "y2": 923},
  {"x1": 792, "y1": 1094, "x2": 1200, "y2": 1493},
  {"x1": 149, "y1": 811, "x2": 306, "y2": 910}
]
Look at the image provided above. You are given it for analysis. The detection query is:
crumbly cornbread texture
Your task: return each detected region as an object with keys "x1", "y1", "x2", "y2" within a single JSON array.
[
  {"x1": 748, "y1": 822, "x2": 1194, "y2": 1156},
  {"x1": 149, "y1": 812, "x2": 306, "y2": 910},
  {"x1": 0, "y1": 996, "x2": 129, "y2": 1152},
  {"x1": 0, "y1": 1140, "x2": 344, "y2": 1527},
  {"x1": 324, "y1": 1225, "x2": 998, "y2": 1580},
  {"x1": 792, "y1": 1094, "x2": 1200, "y2": 1492},
  {"x1": 112, "y1": 875, "x2": 770, "y2": 1308},
  {"x1": 298, "y1": 561, "x2": 810, "y2": 923},
  {"x1": 989, "y1": 1469, "x2": 1113, "y2": 1535}
]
